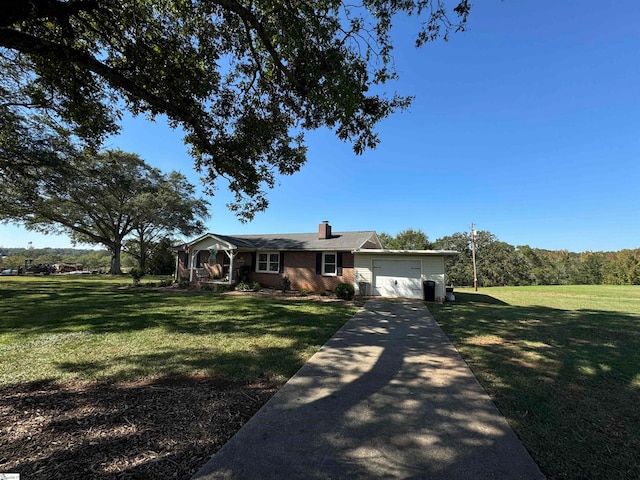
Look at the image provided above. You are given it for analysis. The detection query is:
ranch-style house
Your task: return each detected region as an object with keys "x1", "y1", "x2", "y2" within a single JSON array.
[{"x1": 175, "y1": 221, "x2": 456, "y2": 301}]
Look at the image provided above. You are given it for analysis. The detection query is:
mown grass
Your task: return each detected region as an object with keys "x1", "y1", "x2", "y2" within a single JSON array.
[
  {"x1": 0, "y1": 276, "x2": 358, "y2": 385},
  {"x1": 430, "y1": 285, "x2": 640, "y2": 480}
]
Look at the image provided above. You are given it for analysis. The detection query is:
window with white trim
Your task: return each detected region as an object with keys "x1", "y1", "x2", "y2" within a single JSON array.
[
  {"x1": 322, "y1": 252, "x2": 337, "y2": 276},
  {"x1": 257, "y1": 252, "x2": 280, "y2": 273}
]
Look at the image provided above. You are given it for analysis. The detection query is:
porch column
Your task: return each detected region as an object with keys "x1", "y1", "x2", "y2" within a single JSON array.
[
  {"x1": 174, "y1": 253, "x2": 180, "y2": 281},
  {"x1": 189, "y1": 250, "x2": 198, "y2": 282},
  {"x1": 225, "y1": 250, "x2": 237, "y2": 284}
]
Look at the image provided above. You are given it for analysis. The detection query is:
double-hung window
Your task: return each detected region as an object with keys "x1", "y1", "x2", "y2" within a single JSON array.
[
  {"x1": 322, "y1": 252, "x2": 337, "y2": 276},
  {"x1": 257, "y1": 252, "x2": 280, "y2": 273}
]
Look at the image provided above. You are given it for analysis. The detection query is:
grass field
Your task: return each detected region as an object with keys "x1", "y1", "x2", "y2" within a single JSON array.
[
  {"x1": 430, "y1": 285, "x2": 640, "y2": 480},
  {"x1": 4, "y1": 278, "x2": 639, "y2": 479},
  {"x1": 0, "y1": 276, "x2": 358, "y2": 386}
]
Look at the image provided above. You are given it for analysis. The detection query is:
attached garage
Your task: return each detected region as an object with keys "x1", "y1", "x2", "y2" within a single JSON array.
[
  {"x1": 353, "y1": 249, "x2": 457, "y2": 301},
  {"x1": 373, "y1": 259, "x2": 422, "y2": 297}
]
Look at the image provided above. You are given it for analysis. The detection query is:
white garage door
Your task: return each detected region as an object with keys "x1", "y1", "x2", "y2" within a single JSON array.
[{"x1": 373, "y1": 259, "x2": 422, "y2": 298}]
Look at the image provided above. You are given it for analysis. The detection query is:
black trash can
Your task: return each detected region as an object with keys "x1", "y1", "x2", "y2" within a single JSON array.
[{"x1": 423, "y1": 280, "x2": 436, "y2": 302}]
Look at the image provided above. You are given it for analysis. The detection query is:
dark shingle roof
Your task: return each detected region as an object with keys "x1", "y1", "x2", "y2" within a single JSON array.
[{"x1": 209, "y1": 231, "x2": 380, "y2": 251}]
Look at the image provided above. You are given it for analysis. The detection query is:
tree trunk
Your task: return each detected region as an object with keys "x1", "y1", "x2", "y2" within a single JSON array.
[
  {"x1": 138, "y1": 231, "x2": 147, "y2": 272},
  {"x1": 109, "y1": 241, "x2": 123, "y2": 275}
]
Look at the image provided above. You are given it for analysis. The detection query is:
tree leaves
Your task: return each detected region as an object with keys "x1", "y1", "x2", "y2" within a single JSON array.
[
  {"x1": 378, "y1": 228, "x2": 431, "y2": 249},
  {"x1": 0, "y1": 150, "x2": 209, "y2": 274},
  {"x1": 1, "y1": 0, "x2": 470, "y2": 220}
]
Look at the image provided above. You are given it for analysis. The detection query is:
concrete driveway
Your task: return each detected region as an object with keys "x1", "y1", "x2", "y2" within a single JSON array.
[{"x1": 192, "y1": 298, "x2": 545, "y2": 479}]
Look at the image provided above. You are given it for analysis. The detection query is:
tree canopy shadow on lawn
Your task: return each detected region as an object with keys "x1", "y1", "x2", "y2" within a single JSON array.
[
  {"x1": 1, "y1": 280, "x2": 357, "y2": 384},
  {"x1": 0, "y1": 281, "x2": 357, "y2": 479},
  {"x1": 430, "y1": 292, "x2": 640, "y2": 480},
  {"x1": 54, "y1": 344, "x2": 310, "y2": 384},
  {"x1": 0, "y1": 286, "x2": 349, "y2": 339}
]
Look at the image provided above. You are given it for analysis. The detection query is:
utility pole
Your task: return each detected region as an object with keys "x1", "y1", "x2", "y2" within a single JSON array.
[{"x1": 470, "y1": 223, "x2": 478, "y2": 291}]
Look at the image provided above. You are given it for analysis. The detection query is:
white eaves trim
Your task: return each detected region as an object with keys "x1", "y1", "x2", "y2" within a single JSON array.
[{"x1": 352, "y1": 249, "x2": 458, "y2": 256}]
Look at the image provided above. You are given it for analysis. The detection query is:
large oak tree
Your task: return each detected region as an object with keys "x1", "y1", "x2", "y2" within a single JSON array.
[
  {"x1": 1, "y1": 0, "x2": 470, "y2": 219},
  {"x1": 123, "y1": 171, "x2": 208, "y2": 272},
  {"x1": 0, "y1": 150, "x2": 209, "y2": 274}
]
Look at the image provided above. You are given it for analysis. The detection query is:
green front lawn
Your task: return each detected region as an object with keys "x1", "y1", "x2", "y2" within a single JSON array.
[
  {"x1": 430, "y1": 285, "x2": 640, "y2": 480},
  {"x1": 0, "y1": 276, "x2": 358, "y2": 385}
]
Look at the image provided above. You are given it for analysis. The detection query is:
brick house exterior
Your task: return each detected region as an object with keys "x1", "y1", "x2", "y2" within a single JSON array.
[{"x1": 175, "y1": 222, "x2": 381, "y2": 292}]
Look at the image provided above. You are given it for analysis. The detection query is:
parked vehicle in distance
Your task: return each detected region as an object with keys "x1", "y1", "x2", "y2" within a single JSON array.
[
  {"x1": 25, "y1": 263, "x2": 55, "y2": 275},
  {"x1": 1, "y1": 268, "x2": 21, "y2": 275}
]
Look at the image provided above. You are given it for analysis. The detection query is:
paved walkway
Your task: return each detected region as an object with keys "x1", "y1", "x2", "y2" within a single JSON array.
[{"x1": 192, "y1": 299, "x2": 545, "y2": 479}]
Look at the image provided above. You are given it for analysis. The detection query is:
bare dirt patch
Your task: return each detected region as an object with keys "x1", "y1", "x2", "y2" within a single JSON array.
[{"x1": 0, "y1": 377, "x2": 278, "y2": 479}]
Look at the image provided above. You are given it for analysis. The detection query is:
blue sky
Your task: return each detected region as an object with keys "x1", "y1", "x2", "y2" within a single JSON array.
[{"x1": 2, "y1": 0, "x2": 638, "y2": 252}]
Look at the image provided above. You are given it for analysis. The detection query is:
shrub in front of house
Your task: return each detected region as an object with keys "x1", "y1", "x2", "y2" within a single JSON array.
[
  {"x1": 335, "y1": 283, "x2": 355, "y2": 300},
  {"x1": 238, "y1": 265, "x2": 252, "y2": 282},
  {"x1": 251, "y1": 281, "x2": 262, "y2": 292},
  {"x1": 130, "y1": 267, "x2": 145, "y2": 286},
  {"x1": 279, "y1": 275, "x2": 291, "y2": 293}
]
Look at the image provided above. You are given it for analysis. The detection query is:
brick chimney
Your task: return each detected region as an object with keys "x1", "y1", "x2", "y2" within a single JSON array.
[{"x1": 318, "y1": 221, "x2": 332, "y2": 240}]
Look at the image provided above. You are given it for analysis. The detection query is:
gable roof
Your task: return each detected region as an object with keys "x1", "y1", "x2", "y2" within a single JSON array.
[{"x1": 187, "y1": 231, "x2": 381, "y2": 252}]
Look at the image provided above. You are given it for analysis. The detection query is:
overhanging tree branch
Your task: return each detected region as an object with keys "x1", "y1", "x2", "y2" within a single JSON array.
[
  {"x1": 1, "y1": 1, "x2": 471, "y2": 220},
  {"x1": 0, "y1": 28, "x2": 213, "y2": 153},
  {"x1": 1, "y1": 0, "x2": 106, "y2": 28}
]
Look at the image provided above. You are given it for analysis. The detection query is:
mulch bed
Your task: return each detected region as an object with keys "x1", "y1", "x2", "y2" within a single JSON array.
[{"x1": 0, "y1": 377, "x2": 278, "y2": 479}]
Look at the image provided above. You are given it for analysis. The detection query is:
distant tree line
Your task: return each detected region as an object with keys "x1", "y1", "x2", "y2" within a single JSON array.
[
  {"x1": 0, "y1": 240, "x2": 176, "y2": 276},
  {"x1": 4, "y1": 228, "x2": 639, "y2": 285},
  {"x1": 379, "y1": 228, "x2": 640, "y2": 286}
]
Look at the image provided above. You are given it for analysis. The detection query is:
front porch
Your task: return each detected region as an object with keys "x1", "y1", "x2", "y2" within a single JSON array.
[{"x1": 174, "y1": 234, "x2": 254, "y2": 285}]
